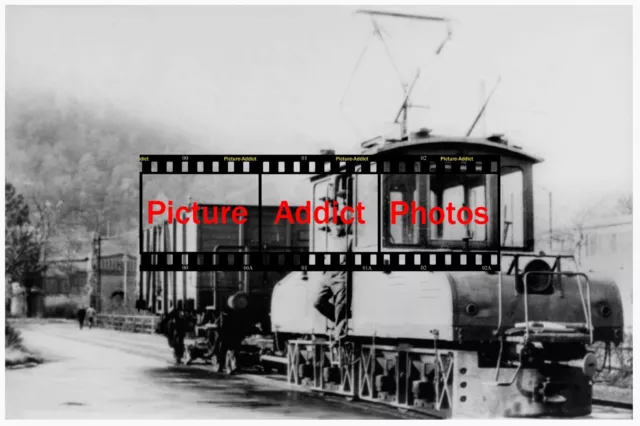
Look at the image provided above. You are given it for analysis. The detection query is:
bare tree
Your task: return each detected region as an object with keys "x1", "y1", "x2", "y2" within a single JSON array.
[
  {"x1": 616, "y1": 193, "x2": 632, "y2": 215},
  {"x1": 548, "y1": 206, "x2": 596, "y2": 266},
  {"x1": 31, "y1": 197, "x2": 63, "y2": 268}
]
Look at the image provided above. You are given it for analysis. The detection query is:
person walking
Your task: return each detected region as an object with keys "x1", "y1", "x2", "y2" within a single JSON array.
[
  {"x1": 86, "y1": 305, "x2": 96, "y2": 329},
  {"x1": 76, "y1": 307, "x2": 87, "y2": 330},
  {"x1": 170, "y1": 309, "x2": 189, "y2": 364}
]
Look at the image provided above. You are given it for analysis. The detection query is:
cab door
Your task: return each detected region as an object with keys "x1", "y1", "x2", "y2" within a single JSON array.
[{"x1": 310, "y1": 175, "x2": 336, "y2": 253}]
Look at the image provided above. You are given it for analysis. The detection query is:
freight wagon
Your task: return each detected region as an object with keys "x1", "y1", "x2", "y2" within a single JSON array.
[{"x1": 140, "y1": 203, "x2": 308, "y2": 330}]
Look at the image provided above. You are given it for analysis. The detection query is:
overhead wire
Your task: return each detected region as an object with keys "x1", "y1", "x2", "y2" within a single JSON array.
[
  {"x1": 371, "y1": 18, "x2": 407, "y2": 93},
  {"x1": 340, "y1": 11, "x2": 453, "y2": 139},
  {"x1": 339, "y1": 32, "x2": 375, "y2": 107}
]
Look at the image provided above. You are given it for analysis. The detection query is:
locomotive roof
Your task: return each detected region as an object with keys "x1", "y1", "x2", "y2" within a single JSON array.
[
  {"x1": 311, "y1": 132, "x2": 543, "y2": 181},
  {"x1": 365, "y1": 133, "x2": 544, "y2": 163}
]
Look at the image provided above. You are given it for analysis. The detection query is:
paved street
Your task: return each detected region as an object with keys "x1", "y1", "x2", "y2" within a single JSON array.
[
  {"x1": 6, "y1": 322, "x2": 400, "y2": 419},
  {"x1": 5, "y1": 322, "x2": 632, "y2": 420}
]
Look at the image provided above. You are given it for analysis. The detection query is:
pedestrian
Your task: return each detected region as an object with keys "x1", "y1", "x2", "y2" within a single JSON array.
[
  {"x1": 76, "y1": 306, "x2": 86, "y2": 330},
  {"x1": 171, "y1": 309, "x2": 188, "y2": 364},
  {"x1": 86, "y1": 305, "x2": 96, "y2": 329}
]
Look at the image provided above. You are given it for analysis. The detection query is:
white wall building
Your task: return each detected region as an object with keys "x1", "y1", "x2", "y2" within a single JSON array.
[{"x1": 578, "y1": 214, "x2": 632, "y2": 328}]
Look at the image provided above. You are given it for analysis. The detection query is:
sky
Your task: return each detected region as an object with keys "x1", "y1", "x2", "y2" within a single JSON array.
[{"x1": 5, "y1": 5, "x2": 633, "y2": 228}]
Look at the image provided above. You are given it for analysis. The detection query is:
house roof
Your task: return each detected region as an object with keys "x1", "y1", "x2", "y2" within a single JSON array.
[
  {"x1": 583, "y1": 214, "x2": 632, "y2": 230},
  {"x1": 45, "y1": 259, "x2": 89, "y2": 276}
]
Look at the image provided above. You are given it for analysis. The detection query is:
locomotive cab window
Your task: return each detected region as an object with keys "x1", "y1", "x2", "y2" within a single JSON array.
[
  {"x1": 386, "y1": 174, "x2": 421, "y2": 245},
  {"x1": 501, "y1": 167, "x2": 525, "y2": 248},
  {"x1": 355, "y1": 171, "x2": 378, "y2": 250},
  {"x1": 430, "y1": 174, "x2": 488, "y2": 243},
  {"x1": 382, "y1": 173, "x2": 497, "y2": 249}
]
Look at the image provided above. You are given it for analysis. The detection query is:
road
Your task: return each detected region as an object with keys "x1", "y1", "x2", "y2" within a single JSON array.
[
  {"x1": 6, "y1": 322, "x2": 632, "y2": 420},
  {"x1": 6, "y1": 322, "x2": 403, "y2": 420}
]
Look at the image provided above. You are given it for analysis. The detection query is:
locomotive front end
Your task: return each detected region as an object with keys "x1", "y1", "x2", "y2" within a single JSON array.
[
  {"x1": 267, "y1": 133, "x2": 626, "y2": 419},
  {"x1": 444, "y1": 264, "x2": 624, "y2": 418}
]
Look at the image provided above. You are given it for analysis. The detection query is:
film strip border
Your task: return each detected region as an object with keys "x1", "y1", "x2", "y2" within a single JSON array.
[
  {"x1": 139, "y1": 154, "x2": 500, "y2": 175},
  {"x1": 139, "y1": 251, "x2": 500, "y2": 272}
]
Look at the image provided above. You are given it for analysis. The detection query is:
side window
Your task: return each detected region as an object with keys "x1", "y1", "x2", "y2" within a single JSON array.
[
  {"x1": 468, "y1": 184, "x2": 487, "y2": 241},
  {"x1": 501, "y1": 168, "x2": 524, "y2": 247},
  {"x1": 355, "y1": 173, "x2": 378, "y2": 250},
  {"x1": 428, "y1": 175, "x2": 488, "y2": 242},
  {"x1": 442, "y1": 185, "x2": 465, "y2": 240},
  {"x1": 384, "y1": 174, "x2": 422, "y2": 245},
  {"x1": 312, "y1": 178, "x2": 334, "y2": 252}
]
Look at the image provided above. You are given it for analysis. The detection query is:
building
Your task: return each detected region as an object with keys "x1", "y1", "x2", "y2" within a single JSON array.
[
  {"x1": 42, "y1": 242, "x2": 138, "y2": 316},
  {"x1": 579, "y1": 214, "x2": 632, "y2": 327},
  {"x1": 579, "y1": 214, "x2": 632, "y2": 270},
  {"x1": 42, "y1": 258, "x2": 89, "y2": 317},
  {"x1": 96, "y1": 252, "x2": 137, "y2": 313},
  {"x1": 546, "y1": 214, "x2": 635, "y2": 327}
]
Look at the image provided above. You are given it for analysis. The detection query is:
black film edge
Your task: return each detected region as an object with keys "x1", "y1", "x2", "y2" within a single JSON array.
[
  {"x1": 138, "y1": 154, "x2": 500, "y2": 175},
  {"x1": 139, "y1": 251, "x2": 500, "y2": 272}
]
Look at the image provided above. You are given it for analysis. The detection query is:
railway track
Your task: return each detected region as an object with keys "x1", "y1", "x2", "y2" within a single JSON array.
[
  {"x1": 26, "y1": 323, "x2": 632, "y2": 419},
  {"x1": 593, "y1": 399, "x2": 633, "y2": 411}
]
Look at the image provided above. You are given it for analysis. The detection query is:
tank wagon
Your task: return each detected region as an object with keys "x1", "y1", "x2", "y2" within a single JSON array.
[{"x1": 265, "y1": 131, "x2": 625, "y2": 418}]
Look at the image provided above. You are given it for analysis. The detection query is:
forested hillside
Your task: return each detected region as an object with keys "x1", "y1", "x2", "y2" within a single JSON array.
[
  {"x1": 5, "y1": 92, "x2": 213, "y2": 257},
  {"x1": 5, "y1": 92, "x2": 312, "y2": 259}
]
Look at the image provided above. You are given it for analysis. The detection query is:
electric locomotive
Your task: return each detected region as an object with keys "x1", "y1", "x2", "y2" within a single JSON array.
[{"x1": 266, "y1": 130, "x2": 624, "y2": 418}]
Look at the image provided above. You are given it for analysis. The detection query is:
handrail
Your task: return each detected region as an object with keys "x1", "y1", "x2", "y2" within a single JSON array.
[{"x1": 522, "y1": 271, "x2": 593, "y2": 344}]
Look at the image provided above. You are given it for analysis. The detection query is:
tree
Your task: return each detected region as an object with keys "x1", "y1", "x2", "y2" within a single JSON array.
[
  {"x1": 5, "y1": 224, "x2": 44, "y2": 282},
  {"x1": 5, "y1": 183, "x2": 46, "y2": 283},
  {"x1": 546, "y1": 205, "x2": 596, "y2": 266},
  {"x1": 6, "y1": 183, "x2": 30, "y2": 227},
  {"x1": 616, "y1": 194, "x2": 632, "y2": 215}
]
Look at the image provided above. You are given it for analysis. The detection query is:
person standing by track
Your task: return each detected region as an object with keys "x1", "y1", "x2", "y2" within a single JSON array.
[
  {"x1": 76, "y1": 306, "x2": 86, "y2": 330},
  {"x1": 167, "y1": 308, "x2": 190, "y2": 364},
  {"x1": 313, "y1": 221, "x2": 353, "y2": 342}
]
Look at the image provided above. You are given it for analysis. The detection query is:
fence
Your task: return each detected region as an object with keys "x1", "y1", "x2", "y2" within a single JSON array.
[
  {"x1": 592, "y1": 331, "x2": 633, "y2": 388},
  {"x1": 96, "y1": 314, "x2": 159, "y2": 335}
]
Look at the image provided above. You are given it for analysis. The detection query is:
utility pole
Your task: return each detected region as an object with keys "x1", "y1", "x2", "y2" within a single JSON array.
[
  {"x1": 549, "y1": 191, "x2": 553, "y2": 251},
  {"x1": 123, "y1": 250, "x2": 128, "y2": 306},
  {"x1": 88, "y1": 232, "x2": 101, "y2": 310},
  {"x1": 541, "y1": 187, "x2": 553, "y2": 251}
]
